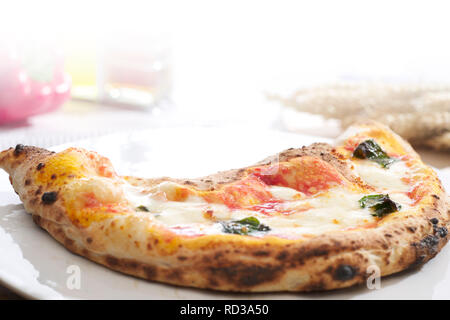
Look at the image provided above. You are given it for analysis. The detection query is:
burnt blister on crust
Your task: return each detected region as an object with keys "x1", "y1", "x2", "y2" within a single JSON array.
[
  {"x1": 430, "y1": 219, "x2": 448, "y2": 238},
  {"x1": 14, "y1": 144, "x2": 25, "y2": 156},
  {"x1": 208, "y1": 264, "x2": 282, "y2": 288},
  {"x1": 436, "y1": 227, "x2": 448, "y2": 238},
  {"x1": 410, "y1": 214, "x2": 449, "y2": 270},
  {"x1": 430, "y1": 218, "x2": 439, "y2": 225},
  {"x1": 334, "y1": 264, "x2": 357, "y2": 281},
  {"x1": 42, "y1": 191, "x2": 58, "y2": 204},
  {"x1": 421, "y1": 235, "x2": 440, "y2": 248},
  {"x1": 412, "y1": 234, "x2": 440, "y2": 265},
  {"x1": 36, "y1": 163, "x2": 45, "y2": 170}
]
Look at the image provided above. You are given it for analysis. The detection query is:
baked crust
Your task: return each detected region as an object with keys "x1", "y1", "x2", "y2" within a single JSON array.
[{"x1": 0, "y1": 121, "x2": 449, "y2": 292}]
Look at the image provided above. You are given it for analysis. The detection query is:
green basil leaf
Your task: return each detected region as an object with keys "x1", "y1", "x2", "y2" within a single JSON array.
[
  {"x1": 236, "y1": 217, "x2": 260, "y2": 227},
  {"x1": 136, "y1": 205, "x2": 150, "y2": 212},
  {"x1": 359, "y1": 194, "x2": 401, "y2": 217},
  {"x1": 221, "y1": 217, "x2": 270, "y2": 235},
  {"x1": 359, "y1": 194, "x2": 386, "y2": 208},
  {"x1": 353, "y1": 139, "x2": 397, "y2": 168}
]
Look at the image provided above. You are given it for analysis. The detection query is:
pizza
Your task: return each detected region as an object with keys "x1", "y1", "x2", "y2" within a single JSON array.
[{"x1": 0, "y1": 121, "x2": 448, "y2": 292}]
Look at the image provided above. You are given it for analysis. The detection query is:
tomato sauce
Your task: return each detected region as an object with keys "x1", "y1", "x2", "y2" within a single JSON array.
[{"x1": 251, "y1": 156, "x2": 344, "y2": 196}]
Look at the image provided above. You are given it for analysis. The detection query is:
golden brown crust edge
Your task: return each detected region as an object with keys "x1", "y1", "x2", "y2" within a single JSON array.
[
  {"x1": 1, "y1": 134, "x2": 450, "y2": 292},
  {"x1": 32, "y1": 195, "x2": 449, "y2": 292}
]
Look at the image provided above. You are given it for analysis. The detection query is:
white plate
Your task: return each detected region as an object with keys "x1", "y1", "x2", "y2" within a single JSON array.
[{"x1": 0, "y1": 127, "x2": 449, "y2": 299}]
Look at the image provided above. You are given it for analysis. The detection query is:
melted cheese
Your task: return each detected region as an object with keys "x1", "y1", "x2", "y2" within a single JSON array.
[
  {"x1": 122, "y1": 180, "x2": 413, "y2": 239},
  {"x1": 115, "y1": 138, "x2": 419, "y2": 239},
  {"x1": 62, "y1": 145, "x2": 418, "y2": 237},
  {"x1": 267, "y1": 185, "x2": 304, "y2": 200},
  {"x1": 353, "y1": 159, "x2": 411, "y2": 192}
]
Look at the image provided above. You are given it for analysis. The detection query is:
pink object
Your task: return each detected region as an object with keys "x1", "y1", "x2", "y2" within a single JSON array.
[{"x1": 0, "y1": 46, "x2": 71, "y2": 125}]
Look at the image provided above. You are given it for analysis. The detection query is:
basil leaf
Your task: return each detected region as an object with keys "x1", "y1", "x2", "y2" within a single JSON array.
[
  {"x1": 359, "y1": 194, "x2": 401, "y2": 217},
  {"x1": 359, "y1": 194, "x2": 386, "y2": 208},
  {"x1": 136, "y1": 205, "x2": 150, "y2": 212},
  {"x1": 236, "y1": 217, "x2": 261, "y2": 227},
  {"x1": 221, "y1": 217, "x2": 270, "y2": 235},
  {"x1": 353, "y1": 139, "x2": 396, "y2": 168}
]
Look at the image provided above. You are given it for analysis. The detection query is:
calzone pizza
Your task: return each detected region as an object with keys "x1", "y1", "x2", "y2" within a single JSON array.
[{"x1": 0, "y1": 121, "x2": 448, "y2": 292}]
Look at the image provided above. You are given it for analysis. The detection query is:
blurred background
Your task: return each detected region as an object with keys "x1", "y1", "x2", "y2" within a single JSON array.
[{"x1": 0, "y1": 0, "x2": 449, "y2": 163}]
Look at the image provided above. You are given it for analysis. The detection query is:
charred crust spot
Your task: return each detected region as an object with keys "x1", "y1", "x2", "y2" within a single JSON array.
[
  {"x1": 124, "y1": 260, "x2": 138, "y2": 269},
  {"x1": 436, "y1": 227, "x2": 448, "y2": 238},
  {"x1": 431, "y1": 194, "x2": 440, "y2": 200},
  {"x1": 253, "y1": 250, "x2": 270, "y2": 257},
  {"x1": 310, "y1": 249, "x2": 330, "y2": 257},
  {"x1": 41, "y1": 191, "x2": 58, "y2": 204},
  {"x1": 167, "y1": 269, "x2": 183, "y2": 282},
  {"x1": 37, "y1": 163, "x2": 45, "y2": 170},
  {"x1": 210, "y1": 264, "x2": 281, "y2": 287},
  {"x1": 276, "y1": 251, "x2": 288, "y2": 261},
  {"x1": 64, "y1": 237, "x2": 74, "y2": 248},
  {"x1": 294, "y1": 247, "x2": 330, "y2": 264},
  {"x1": 184, "y1": 180, "x2": 195, "y2": 185},
  {"x1": 14, "y1": 144, "x2": 25, "y2": 156},
  {"x1": 334, "y1": 264, "x2": 357, "y2": 281},
  {"x1": 177, "y1": 256, "x2": 188, "y2": 261},
  {"x1": 35, "y1": 186, "x2": 42, "y2": 195},
  {"x1": 86, "y1": 237, "x2": 93, "y2": 244},
  {"x1": 143, "y1": 266, "x2": 157, "y2": 279},
  {"x1": 24, "y1": 179, "x2": 31, "y2": 186},
  {"x1": 105, "y1": 255, "x2": 119, "y2": 267},
  {"x1": 409, "y1": 254, "x2": 426, "y2": 269},
  {"x1": 51, "y1": 174, "x2": 57, "y2": 180},
  {"x1": 407, "y1": 226, "x2": 416, "y2": 233},
  {"x1": 331, "y1": 239, "x2": 342, "y2": 247},
  {"x1": 239, "y1": 266, "x2": 281, "y2": 287},
  {"x1": 146, "y1": 243, "x2": 152, "y2": 250},
  {"x1": 430, "y1": 218, "x2": 439, "y2": 225},
  {"x1": 208, "y1": 278, "x2": 219, "y2": 287},
  {"x1": 414, "y1": 235, "x2": 440, "y2": 255}
]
